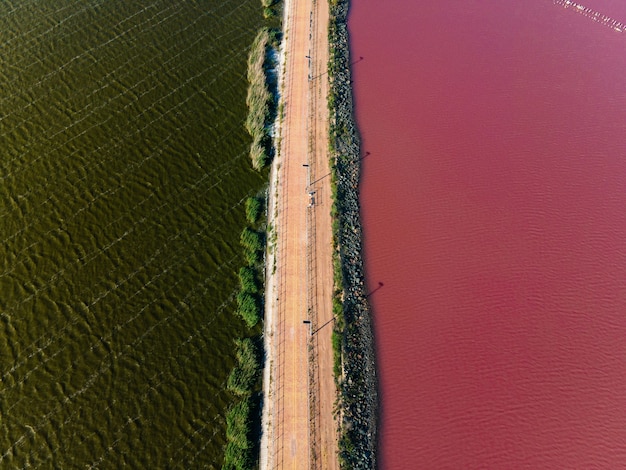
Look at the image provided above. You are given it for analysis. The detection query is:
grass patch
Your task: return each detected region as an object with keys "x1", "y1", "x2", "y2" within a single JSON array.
[
  {"x1": 238, "y1": 265, "x2": 260, "y2": 294},
  {"x1": 228, "y1": 338, "x2": 261, "y2": 395},
  {"x1": 236, "y1": 291, "x2": 261, "y2": 328},
  {"x1": 240, "y1": 227, "x2": 265, "y2": 253},
  {"x1": 246, "y1": 28, "x2": 274, "y2": 170},
  {"x1": 245, "y1": 196, "x2": 263, "y2": 225},
  {"x1": 222, "y1": 397, "x2": 254, "y2": 470}
]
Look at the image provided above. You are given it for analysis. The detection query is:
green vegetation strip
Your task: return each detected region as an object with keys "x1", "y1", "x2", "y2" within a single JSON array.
[
  {"x1": 223, "y1": 199, "x2": 266, "y2": 470},
  {"x1": 245, "y1": 23, "x2": 281, "y2": 171},
  {"x1": 246, "y1": 27, "x2": 272, "y2": 170},
  {"x1": 228, "y1": 338, "x2": 262, "y2": 395},
  {"x1": 223, "y1": 3, "x2": 282, "y2": 468},
  {"x1": 223, "y1": 397, "x2": 256, "y2": 470},
  {"x1": 327, "y1": 0, "x2": 378, "y2": 468}
]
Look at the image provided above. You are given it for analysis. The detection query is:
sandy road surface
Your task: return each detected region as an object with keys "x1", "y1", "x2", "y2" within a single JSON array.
[
  {"x1": 304, "y1": 1, "x2": 338, "y2": 469},
  {"x1": 261, "y1": 0, "x2": 338, "y2": 469}
]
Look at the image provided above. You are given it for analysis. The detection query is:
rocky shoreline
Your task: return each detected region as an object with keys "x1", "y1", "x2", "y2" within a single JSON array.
[{"x1": 328, "y1": 0, "x2": 378, "y2": 468}]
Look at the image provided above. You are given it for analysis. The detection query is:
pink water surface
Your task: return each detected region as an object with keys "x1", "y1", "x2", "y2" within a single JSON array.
[{"x1": 350, "y1": 0, "x2": 626, "y2": 467}]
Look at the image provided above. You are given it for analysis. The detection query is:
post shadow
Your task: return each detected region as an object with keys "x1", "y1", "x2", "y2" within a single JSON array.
[
  {"x1": 352, "y1": 56, "x2": 365, "y2": 66},
  {"x1": 311, "y1": 56, "x2": 364, "y2": 80},
  {"x1": 366, "y1": 281, "x2": 384, "y2": 298},
  {"x1": 307, "y1": 151, "x2": 371, "y2": 188},
  {"x1": 311, "y1": 316, "x2": 335, "y2": 335}
]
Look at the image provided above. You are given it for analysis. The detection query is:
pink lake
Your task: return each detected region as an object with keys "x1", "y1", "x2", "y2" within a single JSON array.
[{"x1": 350, "y1": 0, "x2": 626, "y2": 467}]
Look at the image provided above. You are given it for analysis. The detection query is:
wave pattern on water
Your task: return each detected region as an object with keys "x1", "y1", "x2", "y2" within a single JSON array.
[{"x1": 0, "y1": 0, "x2": 264, "y2": 467}]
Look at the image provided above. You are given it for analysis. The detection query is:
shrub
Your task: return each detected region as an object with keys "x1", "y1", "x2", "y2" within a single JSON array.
[
  {"x1": 245, "y1": 197, "x2": 263, "y2": 225},
  {"x1": 245, "y1": 28, "x2": 273, "y2": 170},
  {"x1": 240, "y1": 227, "x2": 264, "y2": 253},
  {"x1": 227, "y1": 338, "x2": 261, "y2": 395},
  {"x1": 268, "y1": 27, "x2": 282, "y2": 48},
  {"x1": 222, "y1": 441, "x2": 252, "y2": 470},
  {"x1": 236, "y1": 291, "x2": 261, "y2": 328},
  {"x1": 238, "y1": 266, "x2": 259, "y2": 294},
  {"x1": 250, "y1": 139, "x2": 270, "y2": 170},
  {"x1": 222, "y1": 397, "x2": 253, "y2": 470},
  {"x1": 226, "y1": 398, "x2": 251, "y2": 448},
  {"x1": 243, "y1": 245, "x2": 262, "y2": 266}
]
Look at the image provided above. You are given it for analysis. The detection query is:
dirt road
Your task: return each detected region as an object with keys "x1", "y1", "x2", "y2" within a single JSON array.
[{"x1": 261, "y1": 0, "x2": 338, "y2": 468}]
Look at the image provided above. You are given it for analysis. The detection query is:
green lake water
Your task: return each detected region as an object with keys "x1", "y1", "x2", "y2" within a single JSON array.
[{"x1": 0, "y1": 0, "x2": 265, "y2": 467}]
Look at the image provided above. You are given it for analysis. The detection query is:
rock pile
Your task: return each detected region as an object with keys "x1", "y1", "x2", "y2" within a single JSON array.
[{"x1": 328, "y1": 1, "x2": 378, "y2": 468}]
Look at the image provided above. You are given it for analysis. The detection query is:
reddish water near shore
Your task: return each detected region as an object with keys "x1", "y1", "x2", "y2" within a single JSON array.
[{"x1": 350, "y1": 0, "x2": 626, "y2": 467}]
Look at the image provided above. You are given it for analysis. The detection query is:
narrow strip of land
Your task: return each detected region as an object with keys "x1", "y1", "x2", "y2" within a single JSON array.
[
  {"x1": 261, "y1": 0, "x2": 337, "y2": 468},
  {"x1": 305, "y1": 0, "x2": 338, "y2": 468}
]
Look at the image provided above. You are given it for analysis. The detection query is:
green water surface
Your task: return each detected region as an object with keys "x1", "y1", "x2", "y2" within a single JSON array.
[{"x1": 0, "y1": 0, "x2": 265, "y2": 467}]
